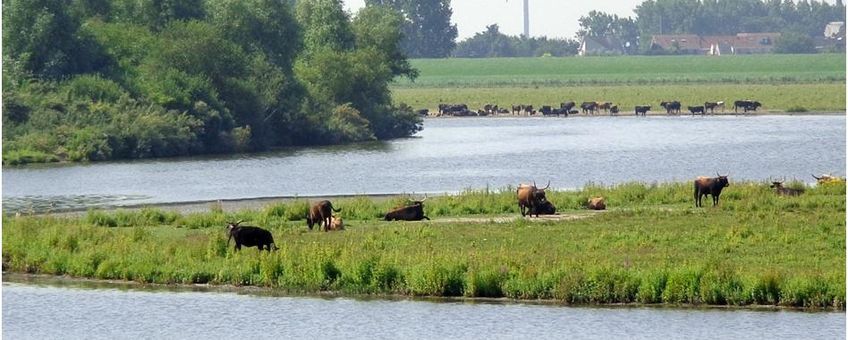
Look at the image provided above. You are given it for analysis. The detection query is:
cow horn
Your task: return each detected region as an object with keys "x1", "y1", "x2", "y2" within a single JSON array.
[
  {"x1": 812, "y1": 174, "x2": 822, "y2": 180},
  {"x1": 420, "y1": 194, "x2": 428, "y2": 202},
  {"x1": 543, "y1": 180, "x2": 550, "y2": 190},
  {"x1": 533, "y1": 180, "x2": 537, "y2": 188},
  {"x1": 235, "y1": 220, "x2": 243, "y2": 226}
]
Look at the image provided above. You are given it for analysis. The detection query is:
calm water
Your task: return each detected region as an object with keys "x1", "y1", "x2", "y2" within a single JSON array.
[
  {"x1": 3, "y1": 280, "x2": 845, "y2": 340},
  {"x1": 3, "y1": 115, "x2": 845, "y2": 212}
]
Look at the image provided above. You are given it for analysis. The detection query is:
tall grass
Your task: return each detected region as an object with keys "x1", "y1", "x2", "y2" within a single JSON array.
[{"x1": 3, "y1": 180, "x2": 844, "y2": 309}]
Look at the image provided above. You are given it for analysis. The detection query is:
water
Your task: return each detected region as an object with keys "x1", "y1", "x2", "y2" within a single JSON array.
[
  {"x1": 3, "y1": 280, "x2": 844, "y2": 340},
  {"x1": 3, "y1": 115, "x2": 844, "y2": 212}
]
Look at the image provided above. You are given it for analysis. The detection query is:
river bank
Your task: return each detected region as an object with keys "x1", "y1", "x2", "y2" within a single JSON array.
[{"x1": 4, "y1": 181, "x2": 844, "y2": 309}]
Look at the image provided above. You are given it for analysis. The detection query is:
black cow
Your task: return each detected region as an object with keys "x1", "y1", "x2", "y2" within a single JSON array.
[
  {"x1": 529, "y1": 200, "x2": 556, "y2": 215},
  {"x1": 704, "y1": 102, "x2": 722, "y2": 114},
  {"x1": 770, "y1": 181, "x2": 804, "y2": 196},
  {"x1": 634, "y1": 105, "x2": 651, "y2": 116},
  {"x1": 734, "y1": 100, "x2": 761, "y2": 113},
  {"x1": 694, "y1": 174, "x2": 730, "y2": 207},
  {"x1": 523, "y1": 105, "x2": 535, "y2": 115},
  {"x1": 511, "y1": 105, "x2": 523, "y2": 115},
  {"x1": 539, "y1": 105, "x2": 553, "y2": 115},
  {"x1": 580, "y1": 102, "x2": 597, "y2": 114},
  {"x1": 661, "y1": 101, "x2": 681, "y2": 115},
  {"x1": 385, "y1": 198, "x2": 430, "y2": 221},
  {"x1": 227, "y1": 221, "x2": 277, "y2": 251},
  {"x1": 609, "y1": 105, "x2": 619, "y2": 115},
  {"x1": 688, "y1": 106, "x2": 705, "y2": 115},
  {"x1": 560, "y1": 101, "x2": 576, "y2": 112}
]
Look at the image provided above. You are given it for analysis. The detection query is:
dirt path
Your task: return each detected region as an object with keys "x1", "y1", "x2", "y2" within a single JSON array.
[{"x1": 432, "y1": 212, "x2": 603, "y2": 224}]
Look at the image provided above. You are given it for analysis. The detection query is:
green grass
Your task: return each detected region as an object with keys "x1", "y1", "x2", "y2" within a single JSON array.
[
  {"x1": 3, "y1": 180, "x2": 845, "y2": 309},
  {"x1": 390, "y1": 54, "x2": 847, "y2": 113}
]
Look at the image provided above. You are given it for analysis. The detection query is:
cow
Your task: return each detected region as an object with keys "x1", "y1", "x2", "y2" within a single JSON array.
[
  {"x1": 770, "y1": 181, "x2": 804, "y2": 196},
  {"x1": 226, "y1": 221, "x2": 277, "y2": 251},
  {"x1": 812, "y1": 174, "x2": 844, "y2": 184},
  {"x1": 596, "y1": 102, "x2": 613, "y2": 113},
  {"x1": 307, "y1": 200, "x2": 341, "y2": 232},
  {"x1": 704, "y1": 102, "x2": 723, "y2": 114},
  {"x1": 512, "y1": 105, "x2": 523, "y2": 115},
  {"x1": 416, "y1": 109, "x2": 429, "y2": 117},
  {"x1": 568, "y1": 109, "x2": 579, "y2": 115},
  {"x1": 660, "y1": 101, "x2": 681, "y2": 115},
  {"x1": 688, "y1": 106, "x2": 705, "y2": 115},
  {"x1": 328, "y1": 215, "x2": 345, "y2": 231},
  {"x1": 694, "y1": 174, "x2": 730, "y2": 207},
  {"x1": 587, "y1": 197, "x2": 606, "y2": 210},
  {"x1": 733, "y1": 100, "x2": 761, "y2": 113},
  {"x1": 384, "y1": 197, "x2": 430, "y2": 221},
  {"x1": 523, "y1": 105, "x2": 534, "y2": 115},
  {"x1": 529, "y1": 200, "x2": 556, "y2": 215},
  {"x1": 635, "y1": 105, "x2": 651, "y2": 116},
  {"x1": 539, "y1": 105, "x2": 553, "y2": 115},
  {"x1": 517, "y1": 181, "x2": 550, "y2": 217},
  {"x1": 609, "y1": 105, "x2": 619, "y2": 115},
  {"x1": 552, "y1": 108, "x2": 569, "y2": 116},
  {"x1": 580, "y1": 102, "x2": 597, "y2": 115},
  {"x1": 560, "y1": 101, "x2": 576, "y2": 112},
  {"x1": 483, "y1": 104, "x2": 498, "y2": 115}
]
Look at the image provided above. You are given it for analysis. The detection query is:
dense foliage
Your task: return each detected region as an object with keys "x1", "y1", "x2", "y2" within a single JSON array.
[
  {"x1": 453, "y1": 25, "x2": 580, "y2": 58},
  {"x1": 366, "y1": 0, "x2": 458, "y2": 58},
  {"x1": 2, "y1": 0, "x2": 422, "y2": 165}
]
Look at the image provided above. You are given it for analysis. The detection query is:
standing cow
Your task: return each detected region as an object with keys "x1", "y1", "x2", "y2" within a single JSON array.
[
  {"x1": 517, "y1": 181, "x2": 550, "y2": 217},
  {"x1": 694, "y1": 174, "x2": 730, "y2": 207},
  {"x1": 307, "y1": 200, "x2": 341, "y2": 231},
  {"x1": 227, "y1": 221, "x2": 277, "y2": 251}
]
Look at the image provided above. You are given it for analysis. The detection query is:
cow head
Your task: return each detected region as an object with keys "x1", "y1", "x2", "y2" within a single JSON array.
[
  {"x1": 531, "y1": 180, "x2": 550, "y2": 203},
  {"x1": 770, "y1": 181, "x2": 783, "y2": 189},
  {"x1": 716, "y1": 173, "x2": 730, "y2": 188},
  {"x1": 227, "y1": 220, "x2": 244, "y2": 230}
]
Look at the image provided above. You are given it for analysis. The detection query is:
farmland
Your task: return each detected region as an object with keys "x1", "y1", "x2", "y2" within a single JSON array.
[{"x1": 391, "y1": 54, "x2": 847, "y2": 113}]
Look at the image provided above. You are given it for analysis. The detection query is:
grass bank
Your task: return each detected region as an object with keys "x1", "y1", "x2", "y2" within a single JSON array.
[
  {"x1": 3, "y1": 180, "x2": 845, "y2": 309},
  {"x1": 390, "y1": 55, "x2": 846, "y2": 113}
]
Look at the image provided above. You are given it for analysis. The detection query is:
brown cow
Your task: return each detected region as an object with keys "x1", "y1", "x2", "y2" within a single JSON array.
[
  {"x1": 596, "y1": 102, "x2": 613, "y2": 113},
  {"x1": 307, "y1": 200, "x2": 341, "y2": 231},
  {"x1": 694, "y1": 174, "x2": 730, "y2": 207},
  {"x1": 770, "y1": 181, "x2": 804, "y2": 196},
  {"x1": 812, "y1": 174, "x2": 843, "y2": 184},
  {"x1": 328, "y1": 215, "x2": 345, "y2": 231},
  {"x1": 517, "y1": 181, "x2": 550, "y2": 217},
  {"x1": 587, "y1": 197, "x2": 606, "y2": 210}
]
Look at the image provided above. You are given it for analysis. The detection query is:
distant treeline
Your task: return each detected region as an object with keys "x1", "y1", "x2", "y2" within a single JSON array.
[
  {"x1": 452, "y1": 0, "x2": 846, "y2": 57},
  {"x1": 2, "y1": 0, "x2": 422, "y2": 165}
]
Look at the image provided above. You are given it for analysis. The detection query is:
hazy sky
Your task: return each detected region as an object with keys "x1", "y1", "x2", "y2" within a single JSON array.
[{"x1": 343, "y1": 0, "x2": 841, "y2": 40}]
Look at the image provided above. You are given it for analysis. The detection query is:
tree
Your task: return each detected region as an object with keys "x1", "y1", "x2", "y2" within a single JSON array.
[
  {"x1": 773, "y1": 31, "x2": 817, "y2": 53},
  {"x1": 365, "y1": 0, "x2": 458, "y2": 58},
  {"x1": 206, "y1": 0, "x2": 302, "y2": 69}
]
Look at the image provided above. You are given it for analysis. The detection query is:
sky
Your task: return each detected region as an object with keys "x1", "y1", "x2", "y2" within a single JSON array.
[{"x1": 343, "y1": 0, "x2": 841, "y2": 40}]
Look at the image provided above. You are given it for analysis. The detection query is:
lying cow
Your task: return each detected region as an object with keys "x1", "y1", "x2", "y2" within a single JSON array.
[
  {"x1": 634, "y1": 106, "x2": 651, "y2": 116},
  {"x1": 227, "y1": 221, "x2": 277, "y2": 251},
  {"x1": 529, "y1": 200, "x2": 556, "y2": 215},
  {"x1": 385, "y1": 197, "x2": 430, "y2": 221},
  {"x1": 328, "y1": 215, "x2": 345, "y2": 231},
  {"x1": 694, "y1": 174, "x2": 730, "y2": 207},
  {"x1": 812, "y1": 174, "x2": 844, "y2": 185},
  {"x1": 770, "y1": 181, "x2": 803, "y2": 196},
  {"x1": 587, "y1": 197, "x2": 606, "y2": 210},
  {"x1": 517, "y1": 181, "x2": 550, "y2": 217},
  {"x1": 307, "y1": 200, "x2": 341, "y2": 231}
]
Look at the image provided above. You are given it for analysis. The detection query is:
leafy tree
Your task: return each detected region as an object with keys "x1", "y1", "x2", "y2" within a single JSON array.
[
  {"x1": 206, "y1": 0, "x2": 302, "y2": 68},
  {"x1": 366, "y1": 0, "x2": 458, "y2": 58},
  {"x1": 773, "y1": 31, "x2": 817, "y2": 53},
  {"x1": 454, "y1": 24, "x2": 579, "y2": 57},
  {"x1": 577, "y1": 11, "x2": 640, "y2": 54}
]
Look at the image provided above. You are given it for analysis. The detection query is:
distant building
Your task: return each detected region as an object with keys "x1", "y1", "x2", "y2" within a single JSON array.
[
  {"x1": 578, "y1": 36, "x2": 624, "y2": 56},
  {"x1": 650, "y1": 33, "x2": 781, "y2": 55},
  {"x1": 824, "y1": 21, "x2": 845, "y2": 40}
]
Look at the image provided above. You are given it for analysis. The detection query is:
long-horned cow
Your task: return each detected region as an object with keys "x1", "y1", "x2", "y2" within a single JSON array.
[
  {"x1": 385, "y1": 196, "x2": 430, "y2": 221},
  {"x1": 517, "y1": 181, "x2": 550, "y2": 217},
  {"x1": 227, "y1": 221, "x2": 277, "y2": 251},
  {"x1": 770, "y1": 180, "x2": 804, "y2": 196},
  {"x1": 307, "y1": 200, "x2": 341, "y2": 231},
  {"x1": 694, "y1": 173, "x2": 730, "y2": 207}
]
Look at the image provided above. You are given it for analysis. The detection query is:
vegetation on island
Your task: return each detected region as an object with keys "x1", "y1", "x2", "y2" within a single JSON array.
[
  {"x1": 2, "y1": 0, "x2": 422, "y2": 165},
  {"x1": 4, "y1": 180, "x2": 844, "y2": 309}
]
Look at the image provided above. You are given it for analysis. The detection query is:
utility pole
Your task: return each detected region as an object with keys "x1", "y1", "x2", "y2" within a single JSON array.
[{"x1": 523, "y1": 0, "x2": 530, "y2": 38}]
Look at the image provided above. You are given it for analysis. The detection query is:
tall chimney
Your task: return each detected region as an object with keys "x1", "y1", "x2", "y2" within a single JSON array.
[{"x1": 523, "y1": 0, "x2": 529, "y2": 38}]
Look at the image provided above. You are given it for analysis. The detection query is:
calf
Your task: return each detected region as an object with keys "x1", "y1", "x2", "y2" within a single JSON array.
[
  {"x1": 694, "y1": 174, "x2": 730, "y2": 207},
  {"x1": 227, "y1": 221, "x2": 277, "y2": 251},
  {"x1": 770, "y1": 181, "x2": 804, "y2": 196}
]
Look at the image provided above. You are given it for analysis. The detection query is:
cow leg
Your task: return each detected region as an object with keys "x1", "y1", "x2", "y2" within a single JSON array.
[{"x1": 235, "y1": 243, "x2": 242, "y2": 251}]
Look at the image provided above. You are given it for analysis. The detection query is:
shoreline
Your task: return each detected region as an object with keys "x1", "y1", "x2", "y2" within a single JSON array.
[
  {"x1": 421, "y1": 111, "x2": 846, "y2": 118},
  {"x1": 4, "y1": 273, "x2": 836, "y2": 312}
]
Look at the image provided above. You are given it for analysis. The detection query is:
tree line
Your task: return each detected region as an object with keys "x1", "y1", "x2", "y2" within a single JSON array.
[{"x1": 2, "y1": 0, "x2": 422, "y2": 164}]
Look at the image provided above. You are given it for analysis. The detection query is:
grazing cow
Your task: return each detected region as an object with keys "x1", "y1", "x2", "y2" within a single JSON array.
[
  {"x1": 660, "y1": 101, "x2": 681, "y2": 115},
  {"x1": 688, "y1": 106, "x2": 705, "y2": 115},
  {"x1": 596, "y1": 102, "x2": 613, "y2": 113},
  {"x1": 416, "y1": 109, "x2": 429, "y2": 117},
  {"x1": 560, "y1": 101, "x2": 576, "y2": 112},
  {"x1": 517, "y1": 181, "x2": 551, "y2": 217},
  {"x1": 307, "y1": 200, "x2": 341, "y2": 231},
  {"x1": 328, "y1": 216, "x2": 345, "y2": 231},
  {"x1": 634, "y1": 105, "x2": 651, "y2": 116},
  {"x1": 580, "y1": 102, "x2": 598, "y2": 115},
  {"x1": 227, "y1": 221, "x2": 277, "y2": 251},
  {"x1": 529, "y1": 200, "x2": 556, "y2": 215},
  {"x1": 587, "y1": 197, "x2": 606, "y2": 210},
  {"x1": 733, "y1": 100, "x2": 761, "y2": 113},
  {"x1": 609, "y1": 105, "x2": 619, "y2": 115},
  {"x1": 770, "y1": 181, "x2": 804, "y2": 196},
  {"x1": 694, "y1": 174, "x2": 730, "y2": 207},
  {"x1": 384, "y1": 197, "x2": 430, "y2": 221}
]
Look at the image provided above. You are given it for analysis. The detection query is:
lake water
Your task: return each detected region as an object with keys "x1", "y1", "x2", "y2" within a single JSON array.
[
  {"x1": 3, "y1": 279, "x2": 845, "y2": 340},
  {"x1": 3, "y1": 115, "x2": 845, "y2": 212}
]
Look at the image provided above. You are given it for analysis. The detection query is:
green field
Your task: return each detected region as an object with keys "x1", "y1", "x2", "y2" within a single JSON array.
[
  {"x1": 5, "y1": 180, "x2": 845, "y2": 308},
  {"x1": 390, "y1": 54, "x2": 847, "y2": 113}
]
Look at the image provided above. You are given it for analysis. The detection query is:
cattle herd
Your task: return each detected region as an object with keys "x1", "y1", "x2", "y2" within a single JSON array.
[
  {"x1": 425, "y1": 99, "x2": 763, "y2": 117},
  {"x1": 225, "y1": 173, "x2": 842, "y2": 251}
]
